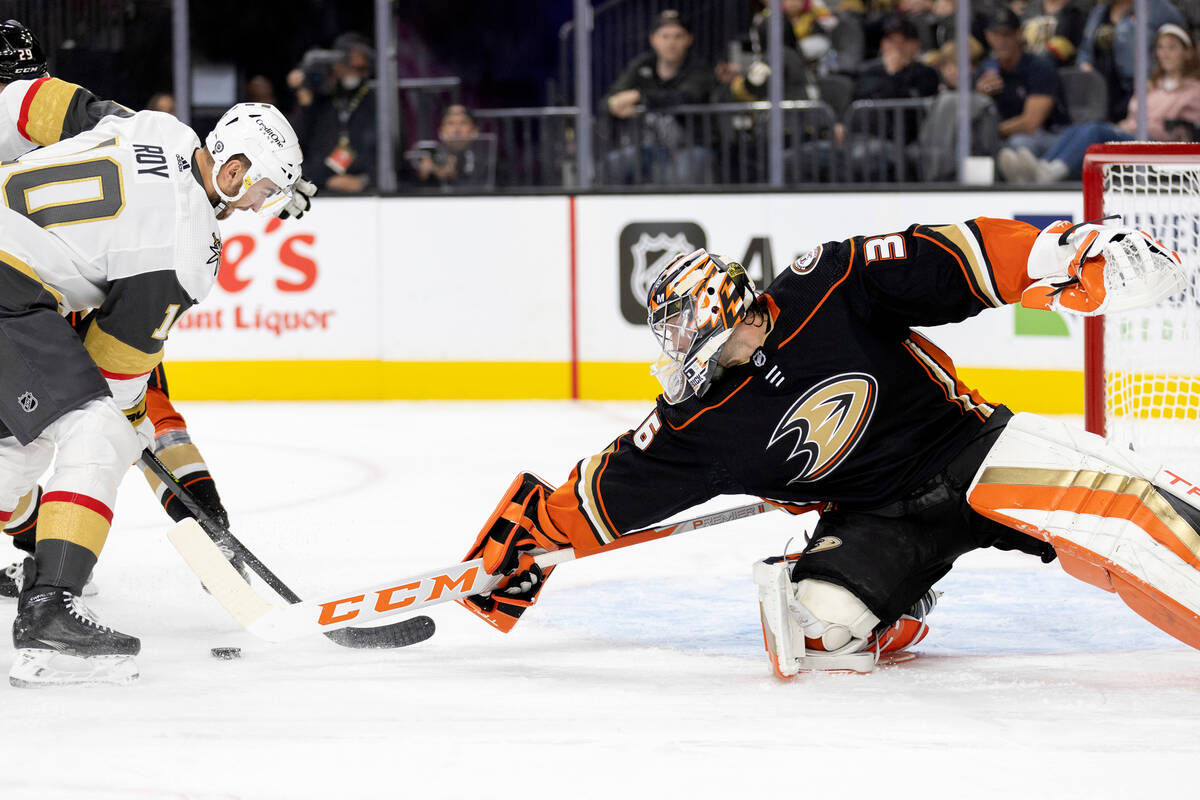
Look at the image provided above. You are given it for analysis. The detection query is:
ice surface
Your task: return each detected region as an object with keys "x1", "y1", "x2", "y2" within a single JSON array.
[{"x1": 3, "y1": 402, "x2": 1198, "y2": 799}]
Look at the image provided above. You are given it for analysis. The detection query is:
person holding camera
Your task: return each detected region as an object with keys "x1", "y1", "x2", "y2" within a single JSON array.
[
  {"x1": 287, "y1": 32, "x2": 378, "y2": 194},
  {"x1": 408, "y1": 105, "x2": 495, "y2": 189}
]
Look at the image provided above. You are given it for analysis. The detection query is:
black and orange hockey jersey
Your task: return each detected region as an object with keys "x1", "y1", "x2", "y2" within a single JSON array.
[{"x1": 548, "y1": 217, "x2": 1043, "y2": 556}]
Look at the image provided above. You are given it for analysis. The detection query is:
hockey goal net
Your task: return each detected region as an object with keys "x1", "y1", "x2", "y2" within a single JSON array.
[{"x1": 1082, "y1": 142, "x2": 1200, "y2": 474}]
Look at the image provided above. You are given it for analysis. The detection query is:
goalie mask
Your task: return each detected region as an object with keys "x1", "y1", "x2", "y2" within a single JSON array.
[
  {"x1": 205, "y1": 103, "x2": 303, "y2": 216},
  {"x1": 647, "y1": 248, "x2": 756, "y2": 404}
]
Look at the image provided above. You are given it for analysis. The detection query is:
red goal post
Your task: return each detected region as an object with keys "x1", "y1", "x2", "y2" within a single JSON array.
[{"x1": 1081, "y1": 142, "x2": 1200, "y2": 472}]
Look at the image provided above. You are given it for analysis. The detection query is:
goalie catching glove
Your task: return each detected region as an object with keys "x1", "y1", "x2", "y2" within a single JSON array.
[
  {"x1": 458, "y1": 472, "x2": 571, "y2": 633},
  {"x1": 1021, "y1": 218, "x2": 1184, "y2": 316}
]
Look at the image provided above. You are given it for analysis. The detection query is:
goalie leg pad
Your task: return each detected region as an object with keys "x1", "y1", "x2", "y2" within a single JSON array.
[
  {"x1": 968, "y1": 412, "x2": 1200, "y2": 649},
  {"x1": 458, "y1": 472, "x2": 569, "y2": 633}
]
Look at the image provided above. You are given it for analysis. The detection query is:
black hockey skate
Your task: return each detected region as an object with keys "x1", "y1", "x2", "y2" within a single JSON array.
[
  {"x1": 10, "y1": 587, "x2": 140, "y2": 687},
  {"x1": 0, "y1": 559, "x2": 24, "y2": 598}
]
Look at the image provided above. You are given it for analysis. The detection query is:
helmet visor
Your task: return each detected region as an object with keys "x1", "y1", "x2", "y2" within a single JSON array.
[{"x1": 239, "y1": 175, "x2": 285, "y2": 215}]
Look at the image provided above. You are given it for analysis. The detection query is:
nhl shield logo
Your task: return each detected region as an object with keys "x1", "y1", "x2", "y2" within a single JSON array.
[
  {"x1": 618, "y1": 222, "x2": 706, "y2": 324},
  {"x1": 17, "y1": 391, "x2": 37, "y2": 413}
]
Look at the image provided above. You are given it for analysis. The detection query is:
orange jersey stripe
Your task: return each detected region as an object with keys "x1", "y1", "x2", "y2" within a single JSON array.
[{"x1": 973, "y1": 217, "x2": 1041, "y2": 304}]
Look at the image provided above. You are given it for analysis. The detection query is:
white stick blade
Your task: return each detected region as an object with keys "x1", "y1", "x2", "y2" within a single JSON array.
[{"x1": 168, "y1": 520, "x2": 277, "y2": 631}]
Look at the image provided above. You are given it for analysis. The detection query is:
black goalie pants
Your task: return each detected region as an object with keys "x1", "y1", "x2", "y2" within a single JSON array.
[{"x1": 790, "y1": 406, "x2": 1056, "y2": 624}]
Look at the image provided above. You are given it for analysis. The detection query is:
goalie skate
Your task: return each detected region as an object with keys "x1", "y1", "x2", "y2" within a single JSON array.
[
  {"x1": 754, "y1": 556, "x2": 935, "y2": 678},
  {"x1": 9, "y1": 588, "x2": 139, "y2": 688},
  {"x1": 753, "y1": 557, "x2": 875, "y2": 677}
]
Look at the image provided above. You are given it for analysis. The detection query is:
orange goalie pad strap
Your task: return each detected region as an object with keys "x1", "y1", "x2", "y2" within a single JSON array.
[
  {"x1": 971, "y1": 474, "x2": 1200, "y2": 572},
  {"x1": 1043, "y1": 533, "x2": 1200, "y2": 650},
  {"x1": 971, "y1": 480, "x2": 1200, "y2": 650}
]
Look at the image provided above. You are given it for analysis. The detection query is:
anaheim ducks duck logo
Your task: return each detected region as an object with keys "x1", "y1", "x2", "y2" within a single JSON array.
[{"x1": 768, "y1": 373, "x2": 878, "y2": 484}]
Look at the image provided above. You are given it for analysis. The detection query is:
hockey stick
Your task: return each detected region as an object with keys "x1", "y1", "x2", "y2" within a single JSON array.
[
  {"x1": 141, "y1": 449, "x2": 435, "y2": 649},
  {"x1": 167, "y1": 498, "x2": 785, "y2": 643}
]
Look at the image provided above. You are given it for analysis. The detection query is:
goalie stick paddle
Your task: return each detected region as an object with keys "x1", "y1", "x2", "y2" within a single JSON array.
[
  {"x1": 168, "y1": 498, "x2": 785, "y2": 644},
  {"x1": 141, "y1": 449, "x2": 434, "y2": 649}
]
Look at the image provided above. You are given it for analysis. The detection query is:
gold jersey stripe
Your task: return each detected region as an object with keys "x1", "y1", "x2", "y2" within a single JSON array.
[
  {"x1": 83, "y1": 318, "x2": 163, "y2": 376},
  {"x1": 38, "y1": 501, "x2": 111, "y2": 556},
  {"x1": 926, "y1": 223, "x2": 1004, "y2": 308},
  {"x1": 573, "y1": 446, "x2": 620, "y2": 546},
  {"x1": 24, "y1": 78, "x2": 82, "y2": 146},
  {"x1": 904, "y1": 338, "x2": 994, "y2": 417},
  {"x1": 0, "y1": 248, "x2": 63, "y2": 306}
]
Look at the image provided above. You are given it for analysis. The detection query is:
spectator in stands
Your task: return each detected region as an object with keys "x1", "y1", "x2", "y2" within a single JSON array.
[
  {"x1": 1003, "y1": 23, "x2": 1200, "y2": 183},
  {"x1": 896, "y1": 0, "x2": 941, "y2": 52},
  {"x1": 409, "y1": 104, "x2": 496, "y2": 189},
  {"x1": 779, "y1": 0, "x2": 841, "y2": 70},
  {"x1": 928, "y1": 38, "x2": 985, "y2": 91},
  {"x1": 603, "y1": 10, "x2": 715, "y2": 184},
  {"x1": 715, "y1": 3, "x2": 815, "y2": 102},
  {"x1": 245, "y1": 74, "x2": 277, "y2": 105},
  {"x1": 146, "y1": 92, "x2": 175, "y2": 115},
  {"x1": 1020, "y1": 0, "x2": 1090, "y2": 66},
  {"x1": 836, "y1": 14, "x2": 939, "y2": 179},
  {"x1": 852, "y1": 14, "x2": 941, "y2": 103},
  {"x1": 287, "y1": 32, "x2": 378, "y2": 194},
  {"x1": 839, "y1": 13, "x2": 939, "y2": 142},
  {"x1": 976, "y1": 6, "x2": 1070, "y2": 160},
  {"x1": 1077, "y1": 0, "x2": 1186, "y2": 121}
]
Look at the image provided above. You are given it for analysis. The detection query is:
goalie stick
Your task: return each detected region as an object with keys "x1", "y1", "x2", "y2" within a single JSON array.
[
  {"x1": 141, "y1": 449, "x2": 434, "y2": 649},
  {"x1": 167, "y1": 499, "x2": 787, "y2": 643}
]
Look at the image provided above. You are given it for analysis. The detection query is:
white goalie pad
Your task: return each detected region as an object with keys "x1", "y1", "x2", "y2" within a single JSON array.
[
  {"x1": 753, "y1": 560, "x2": 877, "y2": 678},
  {"x1": 967, "y1": 412, "x2": 1200, "y2": 649}
]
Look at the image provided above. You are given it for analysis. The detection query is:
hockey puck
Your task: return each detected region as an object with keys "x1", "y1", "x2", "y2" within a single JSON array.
[{"x1": 210, "y1": 647, "x2": 242, "y2": 660}]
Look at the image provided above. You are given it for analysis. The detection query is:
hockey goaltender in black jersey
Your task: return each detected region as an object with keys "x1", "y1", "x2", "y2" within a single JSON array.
[{"x1": 459, "y1": 216, "x2": 1200, "y2": 678}]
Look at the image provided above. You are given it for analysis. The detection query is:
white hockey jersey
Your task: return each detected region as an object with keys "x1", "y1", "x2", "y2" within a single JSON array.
[
  {"x1": 0, "y1": 108, "x2": 220, "y2": 407},
  {"x1": 0, "y1": 76, "x2": 131, "y2": 162}
]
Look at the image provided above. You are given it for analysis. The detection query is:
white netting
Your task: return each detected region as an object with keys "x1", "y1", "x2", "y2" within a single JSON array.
[{"x1": 1100, "y1": 159, "x2": 1200, "y2": 474}]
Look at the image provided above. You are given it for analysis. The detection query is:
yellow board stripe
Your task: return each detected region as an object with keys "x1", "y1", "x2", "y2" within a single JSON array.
[{"x1": 157, "y1": 361, "x2": 1085, "y2": 412}]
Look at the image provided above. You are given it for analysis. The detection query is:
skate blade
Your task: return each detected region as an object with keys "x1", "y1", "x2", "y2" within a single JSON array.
[{"x1": 9, "y1": 648, "x2": 138, "y2": 688}]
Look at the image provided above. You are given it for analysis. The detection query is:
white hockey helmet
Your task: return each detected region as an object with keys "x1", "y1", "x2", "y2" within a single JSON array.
[{"x1": 205, "y1": 102, "x2": 303, "y2": 216}]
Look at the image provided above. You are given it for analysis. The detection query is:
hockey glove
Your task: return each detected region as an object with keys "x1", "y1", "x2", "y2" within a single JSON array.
[
  {"x1": 1022, "y1": 218, "x2": 1184, "y2": 316},
  {"x1": 458, "y1": 472, "x2": 570, "y2": 633},
  {"x1": 278, "y1": 176, "x2": 317, "y2": 220}
]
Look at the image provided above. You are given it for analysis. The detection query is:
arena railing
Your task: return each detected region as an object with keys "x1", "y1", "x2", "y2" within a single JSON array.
[{"x1": 402, "y1": 98, "x2": 952, "y2": 191}]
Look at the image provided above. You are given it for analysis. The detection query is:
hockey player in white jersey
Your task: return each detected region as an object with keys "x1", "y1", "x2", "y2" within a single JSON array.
[
  {"x1": 0, "y1": 97, "x2": 304, "y2": 686},
  {"x1": 0, "y1": 22, "x2": 316, "y2": 600}
]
